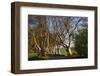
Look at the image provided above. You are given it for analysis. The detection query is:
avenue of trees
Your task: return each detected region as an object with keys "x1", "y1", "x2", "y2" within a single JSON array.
[{"x1": 28, "y1": 15, "x2": 88, "y2": 60}]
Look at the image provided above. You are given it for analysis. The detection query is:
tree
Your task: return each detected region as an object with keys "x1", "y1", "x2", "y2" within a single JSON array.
[
  {"x1": 74, "y1": 28, "x2": 88, "y2": 57},
  {"x1": 28, "y1": 16, "x2": 49, "y2": 57},
  {"x1": 49, "y1": 17, "x2": 84, "y2": 56}
]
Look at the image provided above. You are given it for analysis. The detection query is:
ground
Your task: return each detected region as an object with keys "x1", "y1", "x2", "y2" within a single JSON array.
[{"x1": 28, "y1": 49, "x2": 87, "y2": 61}]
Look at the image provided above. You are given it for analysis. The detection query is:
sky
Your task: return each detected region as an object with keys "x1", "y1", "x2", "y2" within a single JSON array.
[{"x1": 28, "y1": 15, "x2": 88, "y2": 33}]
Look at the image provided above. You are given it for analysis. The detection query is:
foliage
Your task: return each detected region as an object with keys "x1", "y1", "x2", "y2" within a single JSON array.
[{"x1": 74, "y1": 28, "x2": 88, "y2": 57}]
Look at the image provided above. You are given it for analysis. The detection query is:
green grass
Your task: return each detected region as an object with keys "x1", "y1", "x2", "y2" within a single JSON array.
[
  {"x1": 28, "y1": 49, "x2": 85, "y2": 60},
  {"x1": 28, "y1": 51, "x2": 38, "y2": 59}
]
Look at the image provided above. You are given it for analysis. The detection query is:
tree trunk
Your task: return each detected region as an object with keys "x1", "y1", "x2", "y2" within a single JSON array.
[
  {"x1": 65, "y1": 46, "x2": 70, "y2": 56},
  {"x1": 40, "y1": 48, "x2": 46, "y2": 56},
  {"x1": 69, "y1": 47, "x2": 73, "y2": 55},
  {"x1": 62, "y1": 44, "x2": 71, "y2": 56}
]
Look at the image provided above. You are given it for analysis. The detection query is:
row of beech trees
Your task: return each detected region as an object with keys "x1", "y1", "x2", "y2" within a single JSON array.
[{"x1": 28, "y1": 15, "x2": 87, "y2": 57}]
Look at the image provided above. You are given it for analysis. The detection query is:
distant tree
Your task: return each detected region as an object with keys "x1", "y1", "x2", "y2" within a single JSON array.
[{"x1": 74, "y1": 28, "x2": 88, "y2": 57}]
